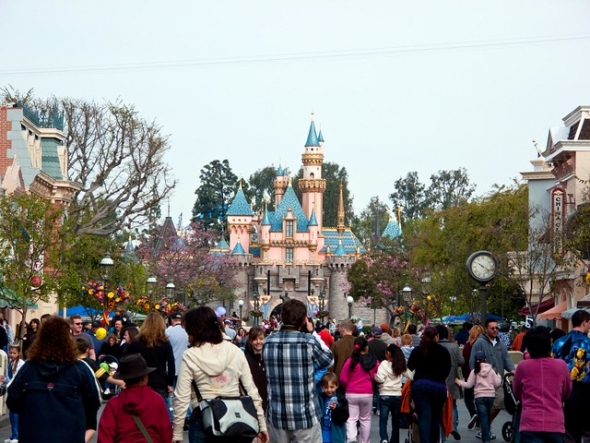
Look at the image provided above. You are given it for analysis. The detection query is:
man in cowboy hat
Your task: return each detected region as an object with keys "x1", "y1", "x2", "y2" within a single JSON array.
[{"x1": 98, "y1": 354, "x2": 172, "y2": 442}]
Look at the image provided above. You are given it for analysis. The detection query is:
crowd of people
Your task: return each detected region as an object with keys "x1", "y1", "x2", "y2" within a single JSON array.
[{"x1": 0, "y1": 304, "x2": 588, "y2": 443}]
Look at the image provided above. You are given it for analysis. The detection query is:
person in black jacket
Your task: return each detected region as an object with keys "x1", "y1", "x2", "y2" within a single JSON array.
[
  {"x1": 125, "y1": 312, "x2": 175, "y2": 400},
  {"x1": 244, "y1": 326, "x2": 268, "y2": 412},
  {"x1": 408, "y1": 325, "x2": 451, "y2": 443},
  {"x1": 7, "y1": 315, "x2": 101, "y2": 443}
]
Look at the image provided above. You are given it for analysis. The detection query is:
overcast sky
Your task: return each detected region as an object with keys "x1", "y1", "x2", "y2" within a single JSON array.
[{"x1": 3, "y1": 1, "x2": 590, "y2": 224}]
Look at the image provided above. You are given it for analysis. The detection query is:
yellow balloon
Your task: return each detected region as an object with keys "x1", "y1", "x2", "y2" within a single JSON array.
[{"x1": 95, "y1": 327, "x2": 107, "y2": 341}]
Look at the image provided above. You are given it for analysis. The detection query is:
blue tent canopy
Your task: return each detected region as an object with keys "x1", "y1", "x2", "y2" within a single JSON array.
[
  {"x1": 442, "y1": 313, "x2": 504, "y2": 323},
  {"x1": 58, "y1": 305, "x2": 101, "y2": 317}
]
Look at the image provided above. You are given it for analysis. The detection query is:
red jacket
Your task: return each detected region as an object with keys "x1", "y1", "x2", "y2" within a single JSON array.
[{"x1": 98, "y1": 385, "x2": 172, "y2": 443}]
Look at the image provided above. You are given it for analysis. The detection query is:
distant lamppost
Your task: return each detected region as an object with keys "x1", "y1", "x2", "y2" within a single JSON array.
[
  {"x1": 253, "y1": 286, "x2": 260, "y2": 326},
  {"x1": 99, "y1": 252, "x2": 114, "y2": 318},
  {"x1": 402, "y1": 286, "x2": 412, "y2": 305},
  {"x1": 319, "y1": 290, "x2": 326, "y2": 325},
  {"x1": 346, "y1": 295, "x2": 354, "y2": 319},
  {"x1": 450, "y1": 296, "x2": 457, "y2": 317},
  {"x1": 166, "y1": 282, "x2": 175, "y2": 300},
  {"x1": 238, "y1": 299, "x2": 244, "y2": 327},
  {"x1": 147, "y1": 276, "x2": 157, "y2": 303}
]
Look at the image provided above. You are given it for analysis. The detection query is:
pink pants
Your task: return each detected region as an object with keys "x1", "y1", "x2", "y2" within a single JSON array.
[{"x1": 345, "y1": 394, "x2": 373, "y2": 443}]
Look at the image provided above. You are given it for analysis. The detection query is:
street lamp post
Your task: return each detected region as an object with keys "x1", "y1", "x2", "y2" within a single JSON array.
[
  {"x1": 238, "y1": 300, "x2": 244, "y2": 327},
  {"x1": 346, "y1": 295, "x2": 354, "y2": 319},
  {"x1": 99, "y1": 252, "x2": 114, "y2": 323},
  {"x1": 319, "y1": 291, "x2": 325, "y2": 325},
  {"x1": 147, "y1": 276, "x2": 157, "y2": 304}
]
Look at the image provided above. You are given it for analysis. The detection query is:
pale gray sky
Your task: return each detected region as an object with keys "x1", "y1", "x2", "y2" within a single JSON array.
[{"x1": 3, "y1": 1, "x2": 590, "y2": 223}]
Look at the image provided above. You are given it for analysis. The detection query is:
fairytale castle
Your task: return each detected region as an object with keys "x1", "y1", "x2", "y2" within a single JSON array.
[{"x1": 219, "y1": 114, "x2": 375, "y2": 322}]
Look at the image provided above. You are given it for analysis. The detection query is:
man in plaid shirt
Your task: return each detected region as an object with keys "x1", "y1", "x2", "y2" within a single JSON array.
[{"x1": 263, "y1": 298, "x2": 334, "y2": 442}]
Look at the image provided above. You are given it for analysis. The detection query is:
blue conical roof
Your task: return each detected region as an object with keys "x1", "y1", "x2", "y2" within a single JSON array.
[
  {"x1": 276, "y1": 164, "x2": 284, "y2": 176},
  {"x1": 305, "y1": 120, "x2": 320, "y2": 147},
  {"x1": 382, "y1": 217, "x2": 402, "y2": 239},
  {"x1": 123, "y1": 236, "x2": 138, "y2": 263},
  {"x1": 308, "y1": 207, "x2": 318, "y2": 226},
  {"x1": 261, "y1": 205, "x2": 271, "y2": 226},
  {"x1": 232, "y1": 240, "x2": 246, "y2": 255},
  {"x1": 334, "y1": 239, "x2": 346, "y2": 256},
  {"x1": 216, "y1": 238, "x2": 229, "y2": 250},
  {"x1": 271, "y1": 183, "x2": 308, "y2": 232},
  {"x1": 227, "y1": 187, "x2": 253, "y2": 216},
  {"x1": 318, "y1": 129, "x2": 325, "y2": 143}
]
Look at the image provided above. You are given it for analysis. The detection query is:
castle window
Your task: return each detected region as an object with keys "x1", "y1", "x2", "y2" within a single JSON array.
[
  {"x1": 286, "y1": 247, "x2": 293, "y2": 263},
  {"x1": 286, "y1": 220, "x2": 293, "y2": 238}
]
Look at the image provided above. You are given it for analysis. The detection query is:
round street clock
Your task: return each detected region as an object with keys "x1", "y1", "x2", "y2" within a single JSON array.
[{"x1": 466, "y1": 251, "x2": 497, "y2": 284}]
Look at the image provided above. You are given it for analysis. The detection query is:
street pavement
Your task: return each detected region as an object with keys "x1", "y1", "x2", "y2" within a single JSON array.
[{"x1": 0, "y1": 396, "x2": 512, "y2": 442}]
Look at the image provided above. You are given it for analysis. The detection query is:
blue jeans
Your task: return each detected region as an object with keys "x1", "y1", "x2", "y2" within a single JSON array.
[
  {"x1": 520, "y1": 431, "x2": 564, "y2": 443},
  {"x1": 412, "y1": 381, "x2": 448, "y2": 443},
  {"x1": 9, "y1": 411, "x2": 18, "y2": 440},
  {"x1": 379, "y1": 395, "x2": 402, "y2": 443},
  {"x1": 475, "y1": 397, "x2": 495, "y2": 443}
]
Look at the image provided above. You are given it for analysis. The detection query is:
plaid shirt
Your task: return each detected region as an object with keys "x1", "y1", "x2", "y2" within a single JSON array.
[{"x1": 263, "y1": 328, "x2": 333, "y2": 430}]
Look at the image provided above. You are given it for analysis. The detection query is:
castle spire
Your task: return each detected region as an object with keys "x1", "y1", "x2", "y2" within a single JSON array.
[
  {"x1": 305, "y1": 112, "x2": 320, "y2": 147},
  {"x1": 337, "y1": 182, "x2": 345, "y2": 236}
]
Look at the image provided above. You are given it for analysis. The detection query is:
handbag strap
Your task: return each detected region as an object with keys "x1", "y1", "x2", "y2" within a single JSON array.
[
  {"x1": 131, "y1": 414, "x2": 154, "y2": 443},
  {"x1": 191, "y1": 377, "x2": 248, "y2": 402}
]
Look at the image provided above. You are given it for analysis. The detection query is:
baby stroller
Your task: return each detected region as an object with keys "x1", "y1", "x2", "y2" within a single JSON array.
[
  {"x1": 97, "y1": 354, "x2": 120, "y2": 398},
  {"x1": 501, "y1": 373, "x2": 521, "y2": 443}
]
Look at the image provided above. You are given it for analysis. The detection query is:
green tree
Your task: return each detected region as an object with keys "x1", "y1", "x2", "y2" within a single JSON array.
[
  {"x1": 192, "y1": 160, "x2": 239, "y2": 234},
  {"x1": 390, "y1": 171, "x2": 427, "y2": 221},
  {"x1": 246, "y1": 166, "x2": 277, "y2": 212},
  {"x1": 404, "y1": 183, "x2": 529, "y2": 320},
  {"x1": 0, "y1": 193, "x2": 65, "y2": 339},
  {"x1": 294, "y1": 162, "x2": 354, "y2": 227},
  {"x1": 426, "y1": 168, "x2": 476, "y2": 211},
  {"x1": 351, "y1": 196, "x2": 391, "y2": 249}
]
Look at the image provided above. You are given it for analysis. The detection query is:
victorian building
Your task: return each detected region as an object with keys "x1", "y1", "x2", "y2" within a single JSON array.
[
  {"x1": 0, "y1": 102, "x2": 81, "y2": 323},
  {"x1": 521, "y1": 105, "x2": 590, "y2": 328}
]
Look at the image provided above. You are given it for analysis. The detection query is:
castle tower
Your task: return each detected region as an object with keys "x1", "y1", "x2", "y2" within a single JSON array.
[
  {"x1": 298, "y1": 113, "x2": 326, "y2": 228},
  {"x1": 226, "y1": 183, "x2": 253, "y2": 253},
  {"x1": 274, "y1": 165, "x2": 288, "y2": 206}
]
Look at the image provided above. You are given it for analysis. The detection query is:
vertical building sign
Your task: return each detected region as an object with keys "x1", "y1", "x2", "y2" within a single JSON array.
[{"x1": 552, "y1": 188, "x2": 565, "y2": 256}]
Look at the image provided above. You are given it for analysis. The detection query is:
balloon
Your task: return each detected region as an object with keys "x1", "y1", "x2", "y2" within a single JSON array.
[
  {"x1": 95, "y1": 327, "x2": 107, "y2": 340},
  {"x1": 30, "y1": 275, "x2": 42, "y2": 288}
]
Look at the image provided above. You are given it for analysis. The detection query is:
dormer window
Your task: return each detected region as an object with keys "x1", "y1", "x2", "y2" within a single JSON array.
[{"x1": 286, "y1": 220, "x2": 293, "y2": 238}]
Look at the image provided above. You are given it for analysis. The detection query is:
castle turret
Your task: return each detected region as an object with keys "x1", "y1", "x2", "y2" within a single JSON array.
[
  {"x1": 226, "y1": 182, "x2": 253, "y2": 253},
  {"x1": 273, "y1": 164, "x2": 288, "y2": 206},
  {"x1": 298, "y1": 113, "x2": 326, "y2": 228}
]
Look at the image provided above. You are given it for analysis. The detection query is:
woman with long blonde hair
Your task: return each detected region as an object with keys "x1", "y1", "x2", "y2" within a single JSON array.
[
  {"x1": 462, "y1": 324, "x2": 485, "y2": 429},
  {"x1": 126, "y1": 312, "x2": 175, "y2": 400}
]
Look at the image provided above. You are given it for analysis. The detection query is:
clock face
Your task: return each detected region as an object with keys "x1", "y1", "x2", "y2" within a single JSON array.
[{"x1": 468, "y1": 252, "x2": 497, "y2": 282}]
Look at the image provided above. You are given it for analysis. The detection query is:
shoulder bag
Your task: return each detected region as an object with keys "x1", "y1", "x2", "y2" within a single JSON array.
[{"x1": 191, "y1": 379, "x2": 259, "y2": 438}]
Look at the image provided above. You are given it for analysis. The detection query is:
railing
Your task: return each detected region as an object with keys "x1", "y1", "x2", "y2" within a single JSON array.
[{"x1": 17, "y1": 101, "x2": 64, "y2": 131}]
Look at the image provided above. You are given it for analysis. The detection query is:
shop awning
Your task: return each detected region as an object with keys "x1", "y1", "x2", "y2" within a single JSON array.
[
  {"x1": 561, "y1": 307, "x2": 590, "y2": 320},
  {"x1": 538, "y1": 301, "x2": 568, "y2": 320},
  {"x1": 577, "y1": 294, "x2": 590, "y2": 308},
  {"x1": 518, "y1": 298, "x2": 555, "y2": 316}
]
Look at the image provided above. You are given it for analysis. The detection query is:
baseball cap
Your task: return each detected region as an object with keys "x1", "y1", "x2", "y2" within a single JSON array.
[
  {"x1": 169, "y1": 312, "x2": 183, "y2": 320},
  {"x1": 92, "y1": 320, "x2": 102, "y2": 328},
  {"x1": 380, "y1": 323, "x2": 389, "y2": 333},
  {"x1": 371, "y1": 326, "x2": 383, "y2": 337},
  {"x1": 215, "y1": 306, "x2": 226, "y2": 318}
]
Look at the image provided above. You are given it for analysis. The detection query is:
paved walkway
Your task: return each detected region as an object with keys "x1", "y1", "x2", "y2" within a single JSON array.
[{"x1": 0, "y1": 395, "x2": 512, "y2": 442}]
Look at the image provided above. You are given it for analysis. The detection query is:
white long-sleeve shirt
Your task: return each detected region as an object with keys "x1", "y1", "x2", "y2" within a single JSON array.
[{"x1": 375, "y1": 361, "x2": 413, "y2": 396}]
